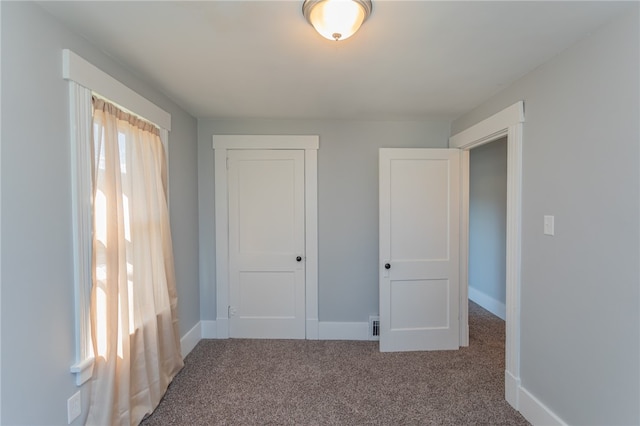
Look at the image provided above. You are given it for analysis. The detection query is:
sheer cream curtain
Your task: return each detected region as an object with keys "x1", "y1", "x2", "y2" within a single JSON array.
[{"x1": 87, "y1": 97, "x2": 183, "y2": 426}]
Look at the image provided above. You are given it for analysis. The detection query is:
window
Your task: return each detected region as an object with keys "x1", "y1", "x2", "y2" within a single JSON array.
[{"x1": 64, "y1": 49, "x2": 172, "y2": 386}]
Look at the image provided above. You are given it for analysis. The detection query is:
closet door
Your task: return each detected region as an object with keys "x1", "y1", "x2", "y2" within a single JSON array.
[{"x1": 227, "y1": 149, "x2": 306, "y2": 339}]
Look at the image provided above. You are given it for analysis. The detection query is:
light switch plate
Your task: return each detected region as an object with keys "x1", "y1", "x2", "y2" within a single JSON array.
[{"x1": 544, "y1": 215, "x2": 555, "y2": 236}]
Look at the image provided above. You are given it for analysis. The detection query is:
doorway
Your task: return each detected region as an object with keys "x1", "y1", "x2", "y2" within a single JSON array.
[{"x1": 468, "y1": 137, "x2": 507, "y2": 320}]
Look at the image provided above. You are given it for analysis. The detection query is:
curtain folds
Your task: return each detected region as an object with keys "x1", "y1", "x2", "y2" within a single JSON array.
[{"x1": 87, "y1": 97, "x2": 183, "y2": 426}]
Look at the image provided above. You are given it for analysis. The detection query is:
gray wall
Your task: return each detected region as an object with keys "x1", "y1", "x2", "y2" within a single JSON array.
[
  {"x1": 1, "y1": 2, "x2": 200, "y2": 425},
  {"x1": 453, "y1": 7, "x2": 639, "y2": 425},
  {"x1": 469, "y1": 138, "x2": 507, "y2": 306},
  {"x1": 198, "y1": 119, "x2": 451, "y2": 322}
]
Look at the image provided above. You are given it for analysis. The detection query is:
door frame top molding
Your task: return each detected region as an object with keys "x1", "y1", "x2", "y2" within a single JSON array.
[
  {"x1": 449, "y1": 101, "x2": 524, "y2": 149},
  {"x1": 213, "y1": 135, "x2": 319, "y2": 150},
  {"x1": 212, "y1": 135, "x2": 319, "y2": 339}
]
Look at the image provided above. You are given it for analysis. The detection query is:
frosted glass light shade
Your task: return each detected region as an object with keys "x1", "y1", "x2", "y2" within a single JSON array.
[{"x1": 303, "y1": 0, "x2": 372, "y2": 41}]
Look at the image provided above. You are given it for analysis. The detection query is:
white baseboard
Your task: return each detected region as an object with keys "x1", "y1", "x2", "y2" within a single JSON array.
[
  {"x1": 197, "y1": 319, "x2": 368, "y2": 341},
  {"x1": 202, "y1": 320, "x2": 218, "y2": 339},
  {"x1": 184, "y1": 320, "x2": 379, "y2": 345},
  {"x1": 469, "y1": 286, "x2": 506, "y2": 320},
  {"x1": 505, "y1": 370, "x2": 567, "y2": 426},
  {"x1": 318, "y1": 321, "x2": 372, "y2": 340},
  {"x1": 519, "y1": 386, "x2": 567, "y2": 426},
  {"x1": 180, "y1": 322, "x2": 202, "y2": 358}
]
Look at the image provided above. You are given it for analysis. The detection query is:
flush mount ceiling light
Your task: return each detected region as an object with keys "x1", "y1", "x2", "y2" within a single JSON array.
[{"x1": 303, "y1": 0, "x2": 372, "y2": 41}]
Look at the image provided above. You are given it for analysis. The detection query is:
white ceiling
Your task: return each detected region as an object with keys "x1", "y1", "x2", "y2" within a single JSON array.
[{"x1": 39, "y1": 1, "x2": 631, "y2": 121}]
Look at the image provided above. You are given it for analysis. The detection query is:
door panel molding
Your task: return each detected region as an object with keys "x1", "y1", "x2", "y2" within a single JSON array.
[
  {"x1": 213, "y1": 135, "x2": 319, "y2": 339},
  {"x1": 449, "y1": 101, "x2": 524, "y2": 410}
]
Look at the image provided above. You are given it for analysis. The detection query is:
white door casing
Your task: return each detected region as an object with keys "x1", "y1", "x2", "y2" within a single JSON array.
[
  {"x1": 449, "y1": 101, "x2": 524, "y2": 410},
  {"x1": 227, "y1": 149, "x2": 305, "y2": 338},
  {"x1": 213, "y1": 135, "x2": 319, "y2": 340},
  {"x1": 379, "y1": 148, "x2": 461, "y2": 352}
]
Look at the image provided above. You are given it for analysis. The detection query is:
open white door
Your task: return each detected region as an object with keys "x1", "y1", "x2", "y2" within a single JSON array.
[
  {"x1": 227, "y1": 149, "x2": 306, "y2": 339},
  {"x1": 379, "y1": 148, "x2": 460, "y2": 352}
]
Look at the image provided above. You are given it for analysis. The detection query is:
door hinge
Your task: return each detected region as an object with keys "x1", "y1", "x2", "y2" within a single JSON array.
[
  {"x1": 226, "y1": 157, "x2": 229, "y2": 170},
  {"x1": 228, "y1": 305, "x2": 236, "y2": 317}
]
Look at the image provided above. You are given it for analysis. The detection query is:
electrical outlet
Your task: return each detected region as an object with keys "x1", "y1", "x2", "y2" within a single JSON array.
[{"x1": 67, "y1": 391, "x2": 81, "y2": 424}]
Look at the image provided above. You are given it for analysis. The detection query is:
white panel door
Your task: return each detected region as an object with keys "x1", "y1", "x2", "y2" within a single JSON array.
[
  {"x1": 228, "y1": 149, "x2": 305, "y2": 339},
  {"x1": 379, "y1": 148, "x2": 460, "y2": 352}
]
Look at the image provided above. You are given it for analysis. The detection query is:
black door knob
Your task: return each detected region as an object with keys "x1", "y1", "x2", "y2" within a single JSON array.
[
  {"x1": 384, "y1": 263, "x2": 391, "y2": 269},
  {"x1": 296, "y1": 256, "x2": 302, "y2": 262}
]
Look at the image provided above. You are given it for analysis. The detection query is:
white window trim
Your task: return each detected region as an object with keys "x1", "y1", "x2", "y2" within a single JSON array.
[
  {"x1": 68, "y1": 82, "x2": 93, "y2": 386},
  {"x1": 63, "y1": 50, "x2": 171, "y2": 131},
  {"x1": 63, "y1": 49, "x2": 171, "y2": 386}
]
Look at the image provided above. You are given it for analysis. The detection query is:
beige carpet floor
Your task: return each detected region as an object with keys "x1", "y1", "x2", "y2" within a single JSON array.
[{"x1": 141, "y1": 301, "x2": 529, "y2": 425}]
